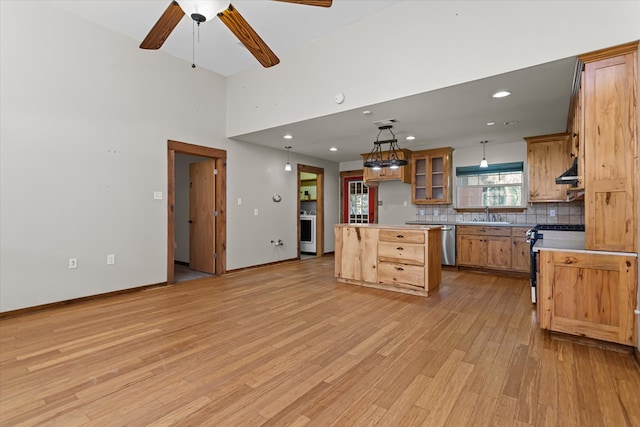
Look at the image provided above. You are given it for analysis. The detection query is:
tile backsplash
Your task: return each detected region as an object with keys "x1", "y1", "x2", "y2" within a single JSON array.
[{"x1": 414, "y1": 202, "x2": 585, "y2": 225}]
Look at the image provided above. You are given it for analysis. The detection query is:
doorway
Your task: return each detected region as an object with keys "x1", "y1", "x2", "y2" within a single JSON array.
[
  {"x1": 167, "y1": 140, "x2": 227, "y2": 284},
  {"x1": 340, "y1": 170, "x2": 378, "y2": 224},
  {"x1": 298, "y1": 164, "x2": 324, "y2": 258}
]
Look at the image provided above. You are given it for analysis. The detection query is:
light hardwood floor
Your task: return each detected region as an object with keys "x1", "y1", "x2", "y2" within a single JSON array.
[{"x1": 1, "y1": 256, "x2": 639, "y2": 426}]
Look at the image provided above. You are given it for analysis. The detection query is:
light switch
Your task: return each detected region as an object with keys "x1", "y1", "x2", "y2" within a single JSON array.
[
  {"x1": 237, "y1": 198, "x2": 242, "y2": 206},
  {"x1": 254, "y1": 209, "x2": 259, "y2": 216}
]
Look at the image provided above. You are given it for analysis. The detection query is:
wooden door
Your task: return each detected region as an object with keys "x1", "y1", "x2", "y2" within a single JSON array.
[
  {"x1": 511, "y1": 237, "x2": 531, "y2": 273},
  {"x1": 583, "y1": 50, "x2": 638, "y2": 252},
  {"x1": 539, "y1": 250, "x2": 637, "y2": 346},
  {"x1": 525, "y1": 134, "x2": 571, "y2": 202},
  {"x1": 189, "y1": 160, "x2": 216, "y2": 274},
  {"x1": 456, "y1": 234, "x2": 486, "y2": 267},
  {"x1": 486, "y1": 237, "x2": 511, "y2": 270}
]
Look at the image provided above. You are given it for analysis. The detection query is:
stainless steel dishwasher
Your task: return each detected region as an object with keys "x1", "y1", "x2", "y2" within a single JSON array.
[{"x1": 440, "y1": 225, "x2": 456, "y2": 266}]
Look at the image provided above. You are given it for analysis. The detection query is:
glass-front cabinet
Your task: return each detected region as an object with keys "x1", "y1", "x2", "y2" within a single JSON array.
[{"x1": 411, "y1": 147, "x2": 453, "y2": 204}]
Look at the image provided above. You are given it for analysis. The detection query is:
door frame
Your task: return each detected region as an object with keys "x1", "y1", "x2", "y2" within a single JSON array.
[
  {"x1": 339, "y1": 170, "x2": 379, "y2": 224},
  {"x1": 167, "y1": 140, "x2": 227, "y2": 283},
  {"x1": 298, "y1": 164, "x2": 324, "y2": 257}
]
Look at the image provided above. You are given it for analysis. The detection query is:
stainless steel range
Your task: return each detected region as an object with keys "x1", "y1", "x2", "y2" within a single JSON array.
[{"x1": 527, "y1": 224, "x2": 585, "y2": 303}]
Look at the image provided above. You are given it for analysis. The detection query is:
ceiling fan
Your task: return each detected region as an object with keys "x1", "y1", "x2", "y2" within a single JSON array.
[{"x1": 140, "y1": 0, "x2": 333, "y2": 68}]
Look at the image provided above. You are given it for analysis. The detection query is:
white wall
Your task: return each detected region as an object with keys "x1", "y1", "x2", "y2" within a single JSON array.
[
  {"x1": 0, "y1": 1, "x2": 339, "y2": 312},
  {"x1": 227, "y1": 1, "x2": 640, "y2": 137}
]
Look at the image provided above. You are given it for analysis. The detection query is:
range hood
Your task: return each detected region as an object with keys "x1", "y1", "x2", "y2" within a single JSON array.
[{"x1": 555, "y1": 157, "x2": 579, "y2": 186}]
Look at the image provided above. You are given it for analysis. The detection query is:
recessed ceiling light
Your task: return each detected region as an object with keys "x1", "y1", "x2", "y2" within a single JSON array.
[
  {"x1": 492, "y1": 90, "x2": 511, "y2": 98},
  {"x1": 405, "y1": 136, "x2": 416, "y2": 141},
  {"x1": 486, "y1": 122, "x2": 495, "y2": 126},
  {"x1": 504, "y1": 121, "x2": 519, "y2": 125},
  {"x1": 362, "y1": 110, "x2": 372, "y2": 115},
  {"x1": 283, "y1": 134, "x2": 293, "y2": 139},
  {"x1": 329, "y1": 147, "x2": 338, "y2": 152}
]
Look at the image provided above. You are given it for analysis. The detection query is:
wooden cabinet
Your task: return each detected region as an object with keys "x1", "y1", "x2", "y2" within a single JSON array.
[
  {"x1": 510, "y1": 227, "x2": 531, "y2": 273},
  {"x1": 411, "y1": 147, "x2": 453, "y2": 204},
  {"x1": 525, "y1": 133, "x2": 572, "y2": 202},
  {"x1": 567, "y1": 69, "x2": 586, "y2": 193},
  {"x1": 334, "y1": 226, "x2": 378, "y2": 284},
  {"x1": 456, "y1": 225, "x2": 512, "y2": 270},
  {"x1": 580, "y1": 43, "x2": 638, "y2": 253},
  {"x1": 334, "y1": 225, "x2": 441, "y2": 296},
  {"x1": 538, "y1": 250, "x2": 638, "y2": 346},
  {"x1": 361, "y1": 149, "x2": 412, "y2": 185}
]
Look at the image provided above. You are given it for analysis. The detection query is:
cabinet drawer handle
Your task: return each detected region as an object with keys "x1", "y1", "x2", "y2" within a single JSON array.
[
  {"x1": 397, "y1": 247, "x2": 404, "y2": 250},
  {"x1": 395, "y1": 267, "x2": 404, "y2": 271},
  {"x1": 396, "y1": 234, "x2": 404, "y2": 238}
]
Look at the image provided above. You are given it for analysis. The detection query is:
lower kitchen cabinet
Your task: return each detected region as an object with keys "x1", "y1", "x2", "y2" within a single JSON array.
[
  {"x1": 511, "y1": 227, "x2": 531, "y2": 273},
  {"x1": 538, "y1": 250, "x2": 638, "y2": 346},
  {"x1": 456, "y1": 225, "x2": 512, "y2": 270}
]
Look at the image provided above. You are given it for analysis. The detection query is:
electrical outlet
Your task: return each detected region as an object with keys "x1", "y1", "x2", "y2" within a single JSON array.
[
  {"x1": 549, "y1": 209, "x2": 556, "y2": 217},
  {"x1": 107, "y1": 254, "x2": 115, "y2": 265},
  {"x1": 434, "y1": 209, "x2": 439, "y2": 217},
  {"x1": 237, "y1": 198, "x2": 242, "y2": 206},
  {"x1": 68, "y1": 258, "x2": 78, "y2": 269},
  {"x1": 153, "y1": 191, "x2": 163, "y2": 200},
  {"x1": 254, "y1": 209, "x2": 259, "y2": 216}
]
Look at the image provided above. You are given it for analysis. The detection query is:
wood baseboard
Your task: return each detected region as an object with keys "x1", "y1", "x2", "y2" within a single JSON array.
[
  {"x1": 549, "y1": 331, "x2": 635, "y2": 355},
  {"x1": 0, "y1": 282, "x2": 168, "y2": 320}
]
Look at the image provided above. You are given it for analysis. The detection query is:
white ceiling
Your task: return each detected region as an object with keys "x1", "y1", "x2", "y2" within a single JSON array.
[{"x1": 47, "y1": 0, "x2": 578, "y2": 163}]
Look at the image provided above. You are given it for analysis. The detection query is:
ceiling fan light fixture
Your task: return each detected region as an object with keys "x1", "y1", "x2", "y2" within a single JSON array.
[
  {"x1": 363, "y1": 125, "x2": 409, "y2": 170},
  {"x1": 178, "y1": 0, "x2": 229, "y2": 22}
]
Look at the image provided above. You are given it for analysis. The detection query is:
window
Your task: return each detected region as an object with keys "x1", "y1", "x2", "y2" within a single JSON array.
[{"x1": 456, "y1": 162, "x2": 524, "y2": 208}]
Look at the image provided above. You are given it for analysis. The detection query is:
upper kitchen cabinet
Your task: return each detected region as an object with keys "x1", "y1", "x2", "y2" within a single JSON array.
[
  {"x1": 525, "y1": 133, "x2": 572, "y2": 202},
  {"x1": 411, "y1": 147, "x2": 453, "y2": 204},
  {"x1": 580, "y1": 42, "x2": 638, "y2": 253},
  {"x1": 361, "y1": 149, "x2": 412, "y2": 185}
]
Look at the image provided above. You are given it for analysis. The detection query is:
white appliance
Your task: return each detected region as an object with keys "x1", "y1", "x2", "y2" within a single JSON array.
[{"x1": 300, "y1": 214, "x2": 316, "y2": 253}]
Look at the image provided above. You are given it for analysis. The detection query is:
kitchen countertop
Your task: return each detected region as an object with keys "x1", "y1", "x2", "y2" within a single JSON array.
[
  {"x1": 406, "y1": 221, "x2": 536, "y2": 228},
  {"x1": 336, "y1": 223, "x2": 441, "y2": 230},
  {"x1": 533, "y1": 240, "x2": 638, "y2": 257}
]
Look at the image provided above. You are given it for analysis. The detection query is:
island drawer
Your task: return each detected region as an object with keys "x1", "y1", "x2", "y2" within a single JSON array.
[
  {"x1": 377, "y1": 242, "x2": 424, "y2": 266},
  {"x1": 377, "y1": 262, "x2": 425, "y2": 289},
  {"x1": 379, "y1": 229, "x2": 425, "y2": 244}
]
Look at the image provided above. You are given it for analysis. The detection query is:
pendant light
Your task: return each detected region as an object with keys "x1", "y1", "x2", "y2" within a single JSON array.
[
  {"x1": 479, "y1": 140, "x2": 489, "y2": 168},
  {"x1": 363, "y1": 125, "x2": 409, "y2": 170},
  {"x1": 284, "y1": 146, "x2": 292, "y2": 172}
]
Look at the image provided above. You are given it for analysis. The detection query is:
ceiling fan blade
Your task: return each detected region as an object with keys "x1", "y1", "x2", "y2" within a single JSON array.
[
  {"x1": 273, "y1": 0, "x2": 332, "y2": 7},
  {"x1": 217, "y1": 5, "x2": 280, "y2": 68},
  {"x1": 140, "y1": 1, "x2": 185, "y2": 50}
]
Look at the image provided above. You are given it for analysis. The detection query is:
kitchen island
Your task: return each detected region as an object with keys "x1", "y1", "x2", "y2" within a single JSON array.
[{"x1": 334, "y1": 224, "x2": 441, "y2": 297}]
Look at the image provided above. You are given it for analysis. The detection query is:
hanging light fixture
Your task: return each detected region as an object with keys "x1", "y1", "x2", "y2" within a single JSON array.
[
  {"x1": 363, "y1": 125, "x2": 409, "y2": 170},
  {"x1": 284, "y1": 146, "x2": 292, "y2": 172},
  {"x1": 479, "y1": 140, "x2": 489, "y2": 168}
]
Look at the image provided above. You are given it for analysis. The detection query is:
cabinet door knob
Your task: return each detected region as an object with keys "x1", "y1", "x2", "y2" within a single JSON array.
[
  {"x1": 397, "y1": 247, "x2": 404, "y2": 251},
  {"x1": 395, "y1": 267, "x2": 404, "y2": 271},
  {"x1": 396, "y1": 235, "x2": 404, "y2": 238}
]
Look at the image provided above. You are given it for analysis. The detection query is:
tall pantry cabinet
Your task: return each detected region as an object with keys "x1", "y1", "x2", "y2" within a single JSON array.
[{"x1": 580, "y1": 42, "x2": 638, "y2": 253}]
